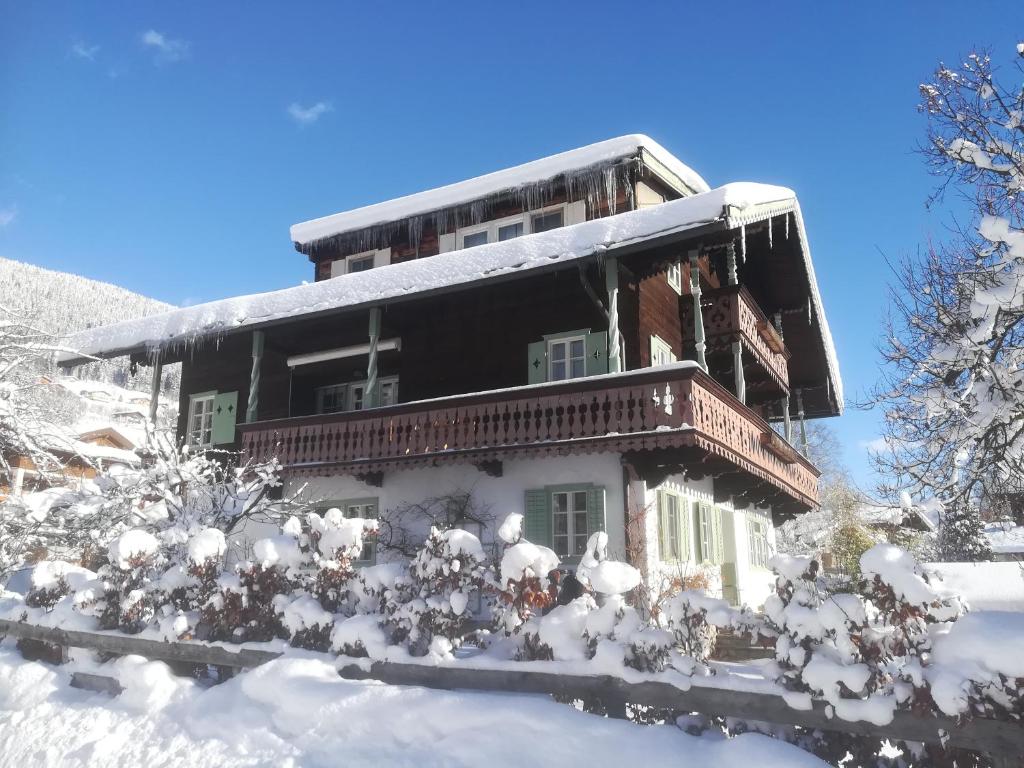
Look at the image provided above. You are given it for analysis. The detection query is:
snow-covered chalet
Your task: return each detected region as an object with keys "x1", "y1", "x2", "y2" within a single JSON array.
[{"x1": 59, "y1": 135, "x2": 842, "y2": 607}]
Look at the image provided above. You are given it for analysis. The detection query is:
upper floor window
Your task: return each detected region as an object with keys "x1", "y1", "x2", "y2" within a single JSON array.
[
  {"x1": 531, "y1": 209, "x2": 564, "y2": 233},
  {"x1": 315, "y1": 377, "x2": 399, "y2": 415},
  {"x1": 667, "y1": 260, "x2": 682, "y2": 293},
  {"x1": 548, "y1": 335, "x2": 586, "y2": 381},
  {"x1": 650, "y1": 335, "x2": 677, "y2": 368},
  {"x1": 456, "y1": 205, "x2": 566, "y2": 249},
  {"x1": 188, "y1": 392, "x2": 216, "y2": 447},
  {"x1": 330, "y1": 248, "x2": 391, "y2": 278}
]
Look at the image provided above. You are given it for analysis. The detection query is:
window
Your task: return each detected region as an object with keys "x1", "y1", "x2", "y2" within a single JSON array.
[
  {"x1": 553, "y1": 489, "x2": 590, "y2": 558},
  {"x1": 456, "y1": 205, "x2": 566, "y2": 250},
  {"x1": 316, "y1": 384, "x2": 348, "y2": 414},
  {"x1": 659, "y1": 492, "x2": 683, "y2": 561},
  {"x1": 531, "y1": 209, "x2": 564, "y2": 233},
  {"x1": 667, "y1": 260, "x2": 682, "y2": 293},
  {"x1": 330, "y1": 249, "x2": 390, "y2": 278},
  {"x1": 462, "y1": 230, "x2": 489, "y2": 248},
  {"x1": 497, "y1": 221, "x2": 523, "y2": 241},
  {"x1": 348, "y1": 254, "x2": 375, "y2": 273},
  {"x1": 695, "y1": 502, "x2": 723, "y2": 564},
  {"x1": 650, "y1": 335, "x2": 677, "y2": 368},
  {"x1": 548, "y1": 336, "x2": 586, "y2": 381},
  {"x1": 319, "y1": 499, "x2": 378, "y2": 563},
  {"x1": 314, "y1": 377, "x2": 399, "y2": 415},
  {"x1": 188, "y1": 393, "x2": 216, "y2": 447},
  {"x1": 748, "y1": 517, "x2": 770, "y2": 568}
]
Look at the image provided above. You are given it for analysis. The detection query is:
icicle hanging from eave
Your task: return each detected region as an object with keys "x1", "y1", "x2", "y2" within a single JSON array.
[
  {"x1": 768, "y1": 216, "x2": 773, "y2": 249},
  {"x1": 739, "y1": 225, "x2": 746, "y2": 263},
  {"x1": 785, "y1": 212, "x2": 790, "y2": 239},
  {"x1": 300, "y1": 157, "x2": 640, "y2": 258}
]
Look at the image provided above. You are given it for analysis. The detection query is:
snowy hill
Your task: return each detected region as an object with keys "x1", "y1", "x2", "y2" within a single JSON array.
[{"x1": 0, "y1": 256, "x2": 181, "y2": 429}]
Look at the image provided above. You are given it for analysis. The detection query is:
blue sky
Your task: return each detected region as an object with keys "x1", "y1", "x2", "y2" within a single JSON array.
[{"x1": 2, "y1": 2, "x2": 1022, "y2": 492}]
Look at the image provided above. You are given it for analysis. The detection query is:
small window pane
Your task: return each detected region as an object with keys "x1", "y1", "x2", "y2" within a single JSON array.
[
  {"x1": 463, "y1": 231, "x2": 488, "y2": 248},
  {"x1": 550, "y1": 342, "x2": 566, "y2": 362},
  {"x1": 570, "y1": 358, "x2": 585, "y2": 378},
  {"x1": 532, "y1": 210, "x2": 564, "y2": 233},
  {"x1": 569, "y1": 339, "x2": 584, "y2": 358},
  {"x1": 551, "y1": 361, "x2": 566, "y2": 381},
  {"x1": 573, "y1": 491, "x2": 588, "y2": 510},
  {"x1": 553, "y1": 493, "x2": 568, "y2": 513},
  {"x1": 349, "y1": 256, "x2": 375, "y2": 273},
  {"x1": 498, "y1": 222, "x2": 523, "y2": 241}
]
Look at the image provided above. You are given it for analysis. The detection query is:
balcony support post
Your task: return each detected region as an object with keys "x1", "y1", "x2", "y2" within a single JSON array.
[
  {"x1": 732, "y1": 342, "x2": 745, "y2": 404},
  {"x1": 796, "y1": 388, "x2": 808, "y2": 455},
  {"x1": 367, "y1": 307, "x2": 382, "y2": 408},
  {"x1": 246, "y1": 330, "x2": 264, "y2": 424},
  {"x1": 148, "y1": 354, "x2": 162, "y2": 424},
  {"x1": 782, "y1": 395, "x2": 792, "y2": 443},
  {"x1": 605, "y1": 256, "x2": 623, "y2": 373},
  {"x1": 689, "y1": 250, "x2": 707, "y2": 371}
]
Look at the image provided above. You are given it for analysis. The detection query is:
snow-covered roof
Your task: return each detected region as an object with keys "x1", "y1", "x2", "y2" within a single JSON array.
[
  {"x1": 289, "y1": 134, "x2": 710, "y2": 247},
  {"x1": 58, "y1": 181, "x2": 842, "y2": 408},
  {"x1": 985, "y1": 521, "x2": 1024, "y2": 554}
]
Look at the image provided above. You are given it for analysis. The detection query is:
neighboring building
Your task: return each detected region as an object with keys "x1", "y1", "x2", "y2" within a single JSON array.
[
  {"x1": 2, "y1": 426, "x2": 141, "y2": 499},
  {"x1": 58, "y1": 134, "x2": 842, "y2": 607},
  {"x1": 984, "y1": 521, "x2": 1024, "y2": 562}
]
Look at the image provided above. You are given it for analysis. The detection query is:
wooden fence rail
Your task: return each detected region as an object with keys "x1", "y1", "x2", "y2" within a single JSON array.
[{"x1": 2, "y1": 618, "x2": 1021, "y2": 763}]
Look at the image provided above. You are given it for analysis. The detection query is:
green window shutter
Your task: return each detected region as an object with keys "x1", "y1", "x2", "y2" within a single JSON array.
[
  {"x1": 211, "y1": 391, "x2": 238, "y2": 445},
  {"x1": 527, "y1": 340, "x2": 547, "y2": 384},
  {"x1": 679, "y1": 500, "x2": 691, "y2": 561},
  {"x1": 695, "y1": 501, "x2": 707, "y2": 562},
  {"x1": 657, "y1": 492, "x2": 668, "y2": 561},
  {"x1": 524, "y1": 489, "x2": 552, "y2": 547},
  {"x1": 712, "y1": 508, "x2": 725, "y2": 564},
  {"x1": 586, "y1": 486, "x2": 606, "y2": 535},
  {"x1": 585, "y1": 331, "x2": 609, "y2": 377}
]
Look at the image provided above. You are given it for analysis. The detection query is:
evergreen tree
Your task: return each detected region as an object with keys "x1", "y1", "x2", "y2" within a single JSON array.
[{"x1": 936, "y1": 502, "x2": 993, "y2": 562}]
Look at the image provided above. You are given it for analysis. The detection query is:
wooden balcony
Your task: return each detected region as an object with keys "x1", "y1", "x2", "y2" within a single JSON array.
[
  {"x1": 682, "y1": 284, "x2": 791, "y2": 394},
  {"x1": 239, "y1": 364, "x2": 819, "y2": 509}
]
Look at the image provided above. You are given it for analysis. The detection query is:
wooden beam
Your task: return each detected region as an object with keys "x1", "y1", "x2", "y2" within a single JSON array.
[
  {"x1": 148, "y1": 355, "x2": 162, "y2": 424},
  {"x1": 357, "y1": 471, "x2": 383, "y2": 488},
  {"x1": 474, "y1": 460, "x2": 503, "y2": 478},
  {"x1": 688, "y1": 250, "x2": 706, "y2": 371}
]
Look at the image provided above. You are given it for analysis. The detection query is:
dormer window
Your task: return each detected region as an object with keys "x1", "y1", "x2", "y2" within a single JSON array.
[
  {"x1": 330, "y1": 248, "x2": 391, "y2": 278},
  {"x1": 531, "y1": 209, "x2": 564, "y2": 233},
  {"x1": 455, "y1": 205, "x2": 567, "y2": 250}
]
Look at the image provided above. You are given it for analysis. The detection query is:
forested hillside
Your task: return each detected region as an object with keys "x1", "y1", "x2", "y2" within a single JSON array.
[{"x1": 0, "y1": 256, "x2": 181, "y2": 428}]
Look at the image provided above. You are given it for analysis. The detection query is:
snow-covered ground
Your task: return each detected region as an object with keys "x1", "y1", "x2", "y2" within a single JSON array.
[{"x1": 0, "y1": 643, "x2": 827, "y2": 768}]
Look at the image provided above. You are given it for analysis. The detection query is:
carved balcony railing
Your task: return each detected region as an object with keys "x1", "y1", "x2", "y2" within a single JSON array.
[
  {"x1": 682, "y1": 284, "x2": 791, "y2": 392},
  {"x1": 239, "y1": 364, "x2": 819, "y2": 508}
]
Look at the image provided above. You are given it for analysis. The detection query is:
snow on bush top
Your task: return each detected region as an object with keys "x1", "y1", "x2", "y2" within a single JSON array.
[
  {"x1": 497, "y1": 513, "x2": 523, "y2": 544},
  {"x1": 252, "y1": 535, "x2": 303, "y2": 570},
  {"x1": 289, "y1": 134, "x2": 711, "y2": 245},
  {"x1": 187, "y1": 528, "x2": 226, "y2": 565},
  {"x1": 859, "y1": 544, "x2": 942, "y2": 607},
  {"x1": 438, "y1": 528, "x2": 485, "y2": 561},
  {"x1": 309, "y1": 509, "x2": 377, "y2": 559},
  {"x1": 500, "y1": 541, "x2": 559, "y2": 585},
  {"x1": 108, "y1": 529, "x2": 160, "y2": 569}
]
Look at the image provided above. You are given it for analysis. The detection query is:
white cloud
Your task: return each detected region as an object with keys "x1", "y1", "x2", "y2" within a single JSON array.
[
  {"x1": 861, "y1": 436, "x2": 890, "y2": 455},
  {"x1": 71, "y1": 41, "x2": 100, "y2": 61},
  {"x1": 141, "y1": 29, "x2": 190, "y2": 63},
  {"x1": 287, "y1": 101, "x2": 332, "y2": 125},
  {"x1": 0, "y1": 206, "x2": 18, "y2": 228}
]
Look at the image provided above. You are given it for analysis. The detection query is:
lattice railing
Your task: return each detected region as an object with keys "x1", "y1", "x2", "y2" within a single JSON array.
[{"x1": 239, "y1": 365, "x2": 818, "y2": 506}]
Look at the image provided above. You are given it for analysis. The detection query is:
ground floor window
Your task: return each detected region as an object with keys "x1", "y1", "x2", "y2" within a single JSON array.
[
  {"x1": 747, "y1": 516, "x2": 770, "y2": 567},
  {"x1": 319, "y1": 498, "x2": 378, "y2": 564},
  {"x1": 658, "y1": 491, "x2": 689, "y2": 562},
  {"x1": 188, "y1": 392, "x2": 216, "y2": 447},
  {"x1": 694, "y1": 501, "x2": 724, "y2": 564},
  {"x1": 552, "y1": 489, "x2": 590, "y2": 557}
]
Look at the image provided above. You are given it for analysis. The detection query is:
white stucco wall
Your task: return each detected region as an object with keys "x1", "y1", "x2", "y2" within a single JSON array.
[
  {"x1": 276, "y1": 453, "x2": 628, "y2": 564},
  {"x1": 638, "y1": 472, "x2": 777, "y2": 609}
]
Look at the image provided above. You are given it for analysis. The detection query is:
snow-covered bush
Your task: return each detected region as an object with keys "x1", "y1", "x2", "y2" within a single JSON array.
[
  {"x1": 488, "y1": 513, "x2": 558, "y2": 636},
  {"x1": 383, "y1": 526, "x2": 488, "y2": 657}
]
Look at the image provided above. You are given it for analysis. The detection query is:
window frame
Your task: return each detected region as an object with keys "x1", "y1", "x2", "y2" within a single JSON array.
[
  {"x1": 313, "y1": 376, "x2": 399, "y2": 415},
  {"x1": 747, "y1": 515, "x2": 771, "y2": 568},
  {"x1": 455, "y1": 203, "x2": 567, "y2": 250},
  {"x1": 547, "y1": 334, "x2": 587, "y2": 382},
  {"x1": 659, "y1": 491, "x2": 683, "y2": 562},
  {"x1": 318, "y1": 498, "x2": 379, "y2": 564},
  {"x1": 187, "y1": 391, "x2": 217, "y2": 448},
  {"x1": 649, "y1": 335, "x2": 678, "y2": 368},
  {"x1": 666, "y1": 259, "x2": 682, "y2": 294},
  {"x1": 551, "y1": 487, "x2": 591, "y2": 559}
]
